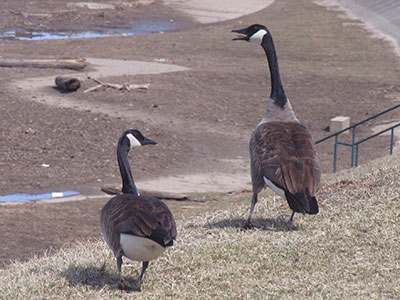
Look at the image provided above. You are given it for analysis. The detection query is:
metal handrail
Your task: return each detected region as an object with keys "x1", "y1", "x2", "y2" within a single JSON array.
[{"x1": 316, "y1": 104, "x2": 400, "y2": 173}]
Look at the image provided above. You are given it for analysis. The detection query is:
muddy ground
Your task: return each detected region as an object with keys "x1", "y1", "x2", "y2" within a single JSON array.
[{"x1": 1, "y1": 0, "x2": 400, "y2": 268}]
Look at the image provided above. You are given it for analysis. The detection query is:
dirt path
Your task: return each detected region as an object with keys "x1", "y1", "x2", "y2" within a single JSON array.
[
  {"x1": 163, "y1": 0, "x2": 274, "y2": 24},
  {"x1": 2, "y1": 0, "x2": 275, "y2": 197},
  {"x1": 9, "y1": 57, "x2": 253, "y2": 195},
  {"x1": 2, "y1": 0, "x2": 400, "y2": 197},
  {"x1": 4, "y1": 0, "x2": 277, "y2": 196}
]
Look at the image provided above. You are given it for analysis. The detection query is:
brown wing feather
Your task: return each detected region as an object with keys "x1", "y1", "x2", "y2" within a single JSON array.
[
  {"x1": 251, "y1": 122, "x2": 321, "y2": 196},
  {"x1": 100, "y1": 194, "x2": 177, "y2": 256}
]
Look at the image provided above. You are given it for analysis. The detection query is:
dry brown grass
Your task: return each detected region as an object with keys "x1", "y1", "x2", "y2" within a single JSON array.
[{"x1": 1, "y1": 155, "x2": 400, "y2": 299}]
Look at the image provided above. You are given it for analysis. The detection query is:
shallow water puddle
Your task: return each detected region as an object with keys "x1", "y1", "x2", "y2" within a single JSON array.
[
  {"x1": 0, "y1": 190, "x2": 80, "y2": 202},
  {"x1": 0, "y1": 20, "x2": 178, "y2": 41}
]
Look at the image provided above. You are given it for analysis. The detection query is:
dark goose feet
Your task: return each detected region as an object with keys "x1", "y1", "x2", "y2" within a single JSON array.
[{"x1": 117, "y1": 276, "x2": 142, "y2": 292}]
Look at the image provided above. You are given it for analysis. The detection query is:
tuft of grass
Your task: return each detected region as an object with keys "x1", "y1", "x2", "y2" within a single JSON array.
[{"x1": 1, "y1": 155, "x2": 400, "y2": 299}]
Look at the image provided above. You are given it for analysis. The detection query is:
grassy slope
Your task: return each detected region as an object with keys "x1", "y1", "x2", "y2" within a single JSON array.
[{"x1": 1, "y1": 154, "x2": 399, "y2": 299}]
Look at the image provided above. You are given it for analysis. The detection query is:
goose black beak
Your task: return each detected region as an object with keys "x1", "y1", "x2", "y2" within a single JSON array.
[
  {"x1": 142, "y1": 137, "x2": 157, "y2": 145},
  {"x1": 231, "y1": 28, "x2": 249, "y2": 41}
]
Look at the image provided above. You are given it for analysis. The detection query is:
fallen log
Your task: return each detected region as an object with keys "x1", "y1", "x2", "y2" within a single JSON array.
[
  {"x1": 101, "y1": 185, "x2": 189, "y2": 201},
  {"x1": 55, "y1": 76, "x2": 81, "y2": 92},
  {"x1": 0, "y1": 58, "x2": 87, "y2": 70}
]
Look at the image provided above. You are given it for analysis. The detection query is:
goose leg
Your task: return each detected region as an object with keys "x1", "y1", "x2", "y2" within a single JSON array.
[
  {"x1": 116, "y1": 255, "x2": 141, "y2": 292},
  {"x1": 289, "y1": 211, "x2": 295, "y2": 222},
  {"x1": 120, "y1": 261, "x2": 149, "y2": 292},
  {"x1": 243, "y1": 193, "x2": 258, "y2": 229},
  {"x1": 133, "y1": 261, "x2": 149, "y2": 289},
  {"x1": 117, "y1": 255, "x2": 123, "y2": 280},
  {"x1": 116, "y1": 255, "x2": 130, "y2": 290}
]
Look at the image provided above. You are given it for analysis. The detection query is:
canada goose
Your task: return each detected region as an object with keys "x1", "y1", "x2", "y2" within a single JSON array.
[
  {"x1": 232, "y1": 24, "x2": 321, "y2": 228},
  {"x1": 100, "y1": 129, "x2": 177, "y2": 291}
]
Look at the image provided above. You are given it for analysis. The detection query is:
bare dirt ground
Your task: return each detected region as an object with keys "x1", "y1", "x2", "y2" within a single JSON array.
[{"x1": 1, "y1": 0, "x2": 400, "y2": 268}]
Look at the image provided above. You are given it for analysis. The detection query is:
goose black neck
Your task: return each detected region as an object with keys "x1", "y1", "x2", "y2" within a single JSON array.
[
  {"x1": 117, "y1": 136, "x2": 139, "y2": 196},
  {"x1": 261, "y1": 33, "x2": 287, "y2": 108}
]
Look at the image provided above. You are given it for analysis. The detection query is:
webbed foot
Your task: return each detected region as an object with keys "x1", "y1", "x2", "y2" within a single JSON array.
[
  {"x1": 242, "y1": 220, "x2": 256, "y2": 230},
  {"x1": 116, "y1": 277, "x2": 141, "y2": 292}
]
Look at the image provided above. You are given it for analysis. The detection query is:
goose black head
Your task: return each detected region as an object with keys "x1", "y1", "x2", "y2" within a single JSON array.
[
  {"x1": 232, "y1": 24, "x2": 269, "y2": 44},
  {"x1": 123, "y1": 129, "x2": 157, "y2": 148}
]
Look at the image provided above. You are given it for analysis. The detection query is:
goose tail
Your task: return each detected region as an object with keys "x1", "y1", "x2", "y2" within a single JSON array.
[{"x1": 284, "y1": 190, "x2": 319, "y2": 215}]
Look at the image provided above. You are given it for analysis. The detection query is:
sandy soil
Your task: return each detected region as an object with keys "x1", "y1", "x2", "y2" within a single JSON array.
[
  {"x1": 163, "y1": 0, "x2": 274, "y2": 24},
  {"x1": 1, "y1": 0, "x2": 400, "y2": 268}
]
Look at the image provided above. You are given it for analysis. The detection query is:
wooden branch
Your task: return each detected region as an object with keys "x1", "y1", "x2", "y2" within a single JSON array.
[
  {"x1": 0, "y1": 58, "x2": 87, "y2": 70},
  {"x1": 84, "y1": 76, "x2": 149, "y2": 93},
  {"x1": 55, "y1": 76, "x2": 81, "y2": 92},
  {"x1": 101, "y1": 185, "x2": 189, "y2": 201},
  {"x1": 101, "y1": 186, "x2": 121, "y2": 196},
  {"x1": 140, "y1": 189, "x2": 189, "y2": 201}
]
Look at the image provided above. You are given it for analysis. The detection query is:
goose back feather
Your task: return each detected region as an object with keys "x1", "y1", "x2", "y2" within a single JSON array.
[
  {"x1": 250, "y1": 121, "x2": 320, "y2": 214},
  {"x1": 101, "y1": 194, "x2": 176, "y2": 257}
]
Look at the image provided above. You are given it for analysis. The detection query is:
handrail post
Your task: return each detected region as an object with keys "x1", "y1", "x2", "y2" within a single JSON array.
[
  {"x1": 351, "y1": 127, "x2": 356, "y2": 167},
  {"x1": 316, "y1": 104, "x2": 400, "y2": 173},
  {"x1": 334, "y1": 135, "x2": 338, "y2": 173},
  {"x1": 355, "y1": 144, "x2": 359, "y2": 167}
]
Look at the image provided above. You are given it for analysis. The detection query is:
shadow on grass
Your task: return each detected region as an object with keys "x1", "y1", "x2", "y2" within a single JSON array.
[
  {"x1": 60, "y1": 262, "x2": 119, "y2": 290},
  {"x1": 205, "y1": 216, "x2": 299, "y2": 232}
]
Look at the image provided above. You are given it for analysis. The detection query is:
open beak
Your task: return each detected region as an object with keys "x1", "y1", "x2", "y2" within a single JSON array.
[{"x1": 231, "y1": 28, "x2": 248, "y2": 41}]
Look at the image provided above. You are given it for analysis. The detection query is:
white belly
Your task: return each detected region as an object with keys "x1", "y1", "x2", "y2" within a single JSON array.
[
  {"x1": 263, "y1": 176, "x2": 285, "y2": 198},
  {"x1": 120, "y1": 234, "x2": 166, "y2": 262}
]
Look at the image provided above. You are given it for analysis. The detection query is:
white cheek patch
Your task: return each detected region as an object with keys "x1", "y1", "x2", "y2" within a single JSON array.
[
  {"x1": 126, "y1": 133, "x2": 142, "y2": 147},
  {"x1": 263, "y1": 176, "x2": 285, "y2": 198},
  {"x1": 249, "y1": 29, "x2": 268, "y2": 44}
]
